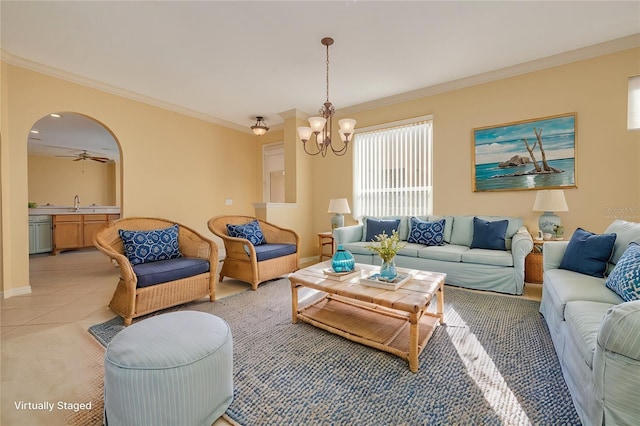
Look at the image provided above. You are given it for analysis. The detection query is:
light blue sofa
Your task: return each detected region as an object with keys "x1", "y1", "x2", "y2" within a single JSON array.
[
  {"x1": 539, "y1": 220, "x2": 640, "y2": 426},
  {"x1": 333, "y1": 215, "x2": 533, "y2": 295}
]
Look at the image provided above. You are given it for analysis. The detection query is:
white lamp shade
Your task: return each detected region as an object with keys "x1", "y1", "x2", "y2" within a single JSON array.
[
  {"x1": 628, "y1": 75, "x2": 640, "y2": 131},
  {"x1": 327, "y1": 198, "x2": 351, "y2": 214},
  {"x1": 297, "y1": 126, "x2": 312, "y2": 141},
  {"x1": 533, "y1": 189, "x2": 569, "y2": 212},
  {"x1": 308, "y1": 116, "x2": 327, "y2": 133},
  {"x1": 338, "y1": 118, "x2": 356, "y2": 135}
]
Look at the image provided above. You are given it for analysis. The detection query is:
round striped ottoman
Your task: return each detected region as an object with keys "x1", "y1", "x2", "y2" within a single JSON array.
[{"x1": 104, "y1": 311, "x2": 233, "y2": 426}]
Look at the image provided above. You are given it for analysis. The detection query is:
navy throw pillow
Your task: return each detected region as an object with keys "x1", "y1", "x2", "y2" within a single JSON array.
[
  {"x1": 470, "y1": 217, "x2": 508, "y2": 250},
  {"x1": 119, "y1": 224, "x2": 182, "y2": 266},
  {"x1": 559, "y1": 228, "x2": 617, "y2": 278},
  {"x1": 408, "y1": 217, "x2": 445, "y2": 246},
  {"x1": 365, "y1": 218, "x2": 401, "y2": 242},
  {"x1": 226, "y1": 220, "x2": 266, "y2": 246}
]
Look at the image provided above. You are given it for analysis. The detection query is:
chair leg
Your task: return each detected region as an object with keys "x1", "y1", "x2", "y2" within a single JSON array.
[
  {"x1": 123, "y1": 316, "x2": 133, "y2": 326},
  {"x1": 218, "y1": 272, "x2": 225, "y2": 282}
]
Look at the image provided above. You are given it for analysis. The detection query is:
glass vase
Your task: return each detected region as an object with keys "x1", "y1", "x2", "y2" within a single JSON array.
[
  {"x1": 332, "y1": 245, "x2": 355, "y2": 272},
  {"x1": 380, "y1": 257, "x2": 397, "y2": 280}
]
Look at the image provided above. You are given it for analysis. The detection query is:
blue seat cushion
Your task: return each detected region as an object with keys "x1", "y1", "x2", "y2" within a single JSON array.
[
  {"x1": 254, "y1": 243, "x2": 297, "y2": 262},
  {"x1": 133, "y1": 257, "x2": 210, "y2": 288}
]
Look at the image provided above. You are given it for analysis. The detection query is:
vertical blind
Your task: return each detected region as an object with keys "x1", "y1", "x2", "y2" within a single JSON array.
[{"x1": 353, "y1": 119, "x2": 433, "y2": 219}]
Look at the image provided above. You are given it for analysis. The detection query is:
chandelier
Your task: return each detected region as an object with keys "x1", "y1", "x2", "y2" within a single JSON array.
[{"x1": 297, "y1": 37, "x2": 356, "y2": 157}]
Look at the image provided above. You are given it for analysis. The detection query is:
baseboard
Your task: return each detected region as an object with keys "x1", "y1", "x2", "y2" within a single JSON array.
[{"x1": 1, "y1": 285, "x2": 32, "y2": 299}]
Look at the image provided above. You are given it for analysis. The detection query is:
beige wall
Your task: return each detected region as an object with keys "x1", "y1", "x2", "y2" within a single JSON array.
[
  {"x1": 310, "y1": 48, "x2": 640, "y2": 239},
  {"x1": 1, "y1": 63, "x2": 259, "y2": 296},
  {"x1": 28, "y1": 155, "x2": 116, "y2": 206},
  {"x1": 2, "y1": 47, "x2": 639, "y2": 296}
]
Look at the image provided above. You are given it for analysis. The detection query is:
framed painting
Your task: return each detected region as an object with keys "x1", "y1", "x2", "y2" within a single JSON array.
[{"x1": 472, "y1": 113, "x2": 577, "y2": 192}]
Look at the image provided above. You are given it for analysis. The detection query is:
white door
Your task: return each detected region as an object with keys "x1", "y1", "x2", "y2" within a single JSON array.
[{"x1": 263, "y1": 143, "x2": 285, "y2": 203}]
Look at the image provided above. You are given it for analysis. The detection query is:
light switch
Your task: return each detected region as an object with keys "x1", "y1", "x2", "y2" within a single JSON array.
[{"x1": 225, "y1": 198, "x2": 233, "y2": 205}]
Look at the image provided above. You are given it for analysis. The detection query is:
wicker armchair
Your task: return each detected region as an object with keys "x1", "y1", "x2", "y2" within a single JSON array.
[
  {"x1": 94, "y1": 217, "x2": 218, "y2": 325},
  {"x1": 208, "y1": 215, "x2": 300, "y2": 290}
]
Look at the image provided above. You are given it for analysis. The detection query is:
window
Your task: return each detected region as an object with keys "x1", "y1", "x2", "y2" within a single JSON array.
[{"x1": 353, "y1": 117, "x2": 433, "y2": 218}]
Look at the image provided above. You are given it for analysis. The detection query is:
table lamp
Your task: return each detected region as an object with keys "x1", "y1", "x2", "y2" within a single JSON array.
[
  {"x1": 327, "y1": 198, "x2": 351, "y2": 229},
  {"x1": 533, "y1": 189, "x2": 569, "y2": 235}
]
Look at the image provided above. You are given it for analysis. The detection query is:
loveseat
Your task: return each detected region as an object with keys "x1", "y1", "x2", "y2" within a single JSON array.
[
  {"x1": 539, "y1": 219, "x2": 640, "y2": 425},
  {"x1": 333, "y1": 215, "x2": 533, "y2": 295}
]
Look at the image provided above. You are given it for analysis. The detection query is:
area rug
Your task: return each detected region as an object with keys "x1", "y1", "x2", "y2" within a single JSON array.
[{"x1": 89, "y1": 280, "x2": 580, "y2": 425}]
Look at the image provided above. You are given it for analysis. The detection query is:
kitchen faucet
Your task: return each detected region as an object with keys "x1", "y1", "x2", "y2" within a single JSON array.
[{"x1": 74, "y1": 195, "x2": 80, "y2": 211}]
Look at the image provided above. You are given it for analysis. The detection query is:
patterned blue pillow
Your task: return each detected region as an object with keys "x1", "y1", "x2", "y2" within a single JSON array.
[
  {"x1": 119, "y1": 224, "x2": 182, "y2": 265},
  {"x1": 605, "y1": 242, "x2": 640, "y2": 302},
  {"x1": 226, "y1": 220, "x2": 266, "y2": 246},
  {"x1": 408, "y1": 217, "x2": 445, "y2": 246}
]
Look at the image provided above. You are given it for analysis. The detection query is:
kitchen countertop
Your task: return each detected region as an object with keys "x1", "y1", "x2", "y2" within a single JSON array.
[{"x1": 29, "y1": 206, "x2": 121, "y2": 215}]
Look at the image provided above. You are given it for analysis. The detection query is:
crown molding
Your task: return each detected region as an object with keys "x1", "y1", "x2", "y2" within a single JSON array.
[
  {"x1": 3, "y1": 34, "x2": 638, "y2": 129},
  {"x1": 0, "y1": 50, "x2": 251, "y2": 134},
  {"x1": 338, "y1": 34, "x2": 640, "y2": 117}
]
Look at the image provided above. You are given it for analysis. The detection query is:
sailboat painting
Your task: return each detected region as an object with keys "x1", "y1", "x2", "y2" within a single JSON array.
[{"x1": 472, "y1": 113, "x2": 576, "y2": 192}]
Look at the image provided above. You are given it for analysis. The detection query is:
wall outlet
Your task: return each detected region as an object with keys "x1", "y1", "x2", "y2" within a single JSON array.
[{"x1": 225, "y1": 198, "x2": 233, "y2": 205}]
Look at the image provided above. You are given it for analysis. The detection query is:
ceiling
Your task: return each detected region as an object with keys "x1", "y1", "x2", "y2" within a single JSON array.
[{"x1": 1, "y1": 1, "x2": 639, "y2": 159}]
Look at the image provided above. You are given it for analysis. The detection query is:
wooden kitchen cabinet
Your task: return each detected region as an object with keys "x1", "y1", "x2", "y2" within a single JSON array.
[
  {"x1": 83, "y1": 214, "x2": 108, "y2": 246},
  {"x1": 53, "y1": 213, "x2": 120, "y2": 254},
  {"x1": 53, "y1": 215, "x2": 83, "y2": 253}
]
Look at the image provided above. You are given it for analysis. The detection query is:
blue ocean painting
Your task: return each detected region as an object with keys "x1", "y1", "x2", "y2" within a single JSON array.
[{"x1": 473, "y1": 115, "x2": 575, "y2": 191}]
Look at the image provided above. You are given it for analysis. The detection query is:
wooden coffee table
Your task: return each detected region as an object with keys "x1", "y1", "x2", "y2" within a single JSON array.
[{"x1": 289, "y1": 261, "x2": 445, "y2": 372}]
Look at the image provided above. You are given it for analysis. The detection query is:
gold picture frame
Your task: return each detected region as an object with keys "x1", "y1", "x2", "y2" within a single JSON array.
[{"x1": 472, "y1": 113, "x2": 577, "y2": 192}]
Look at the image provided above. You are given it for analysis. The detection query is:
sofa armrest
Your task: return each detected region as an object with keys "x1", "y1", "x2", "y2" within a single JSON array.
[
  {"x1": 542, "y1": 241, "x2": 569, "y2": 271},
  {"x1": 594, "y1": 300, "x2": 640, "y2": 425},
  {"x1": 511, "y1": 226, "x2": 534, "y2": 260},
  {"x1": 334, "y1": 225, "x2": 363, "y2": 246},
  {"x1": 597, "y1": 300, "x2": 640, "y2": 361}
]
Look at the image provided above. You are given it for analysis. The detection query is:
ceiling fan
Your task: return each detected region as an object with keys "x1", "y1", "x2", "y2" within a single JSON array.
[{"x1": 56, "y1": 150, "x2": 110, "y2": 163}]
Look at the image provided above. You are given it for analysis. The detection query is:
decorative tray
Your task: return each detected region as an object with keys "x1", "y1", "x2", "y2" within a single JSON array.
[{"x1": 359, "y1": 273, "x2": 413, "y2": 290}]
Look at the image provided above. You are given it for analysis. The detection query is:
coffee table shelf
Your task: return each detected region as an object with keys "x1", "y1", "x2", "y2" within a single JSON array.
[{"x1": 289, "y1": 261, "x2": 446, "y2": 372}]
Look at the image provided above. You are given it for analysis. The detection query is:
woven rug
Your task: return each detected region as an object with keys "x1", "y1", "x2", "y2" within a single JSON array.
[{"x1": 89, "y1": 280, "x2": 580, "y2": 425}]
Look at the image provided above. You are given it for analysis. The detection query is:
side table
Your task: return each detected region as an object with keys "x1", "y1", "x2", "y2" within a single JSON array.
[
  {"x1": 525, "y1": 239, "x2": 552, "y2": 284},
  {"x1": 317, "y1": 232, "x2": 334, "y2": 262}
]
